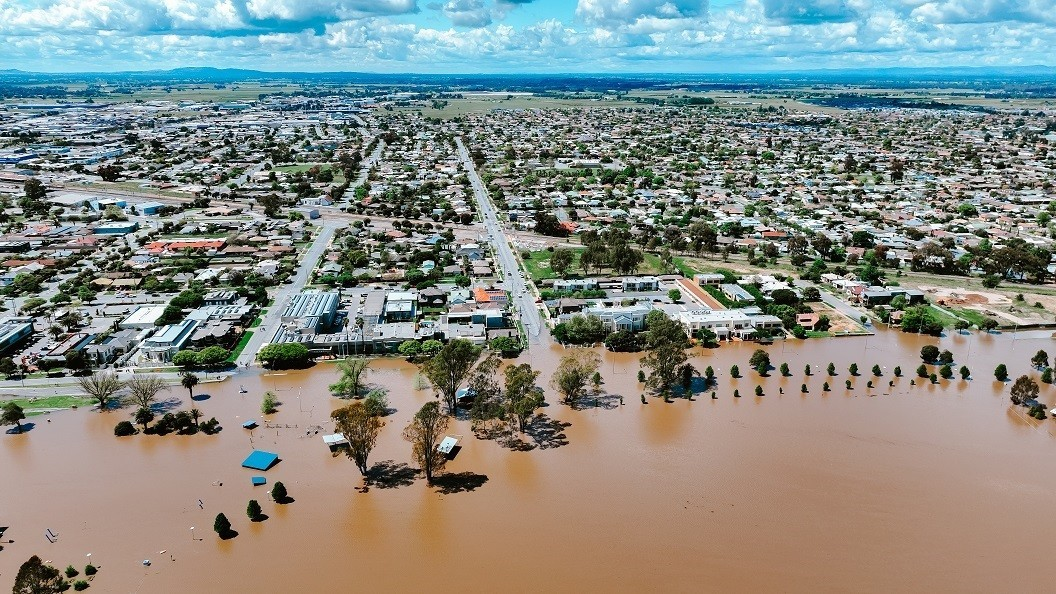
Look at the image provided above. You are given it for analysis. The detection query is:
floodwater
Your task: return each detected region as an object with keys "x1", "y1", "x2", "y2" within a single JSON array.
[{"x1": 3, "y1": 328, "x2": 1056, "y2": 593}]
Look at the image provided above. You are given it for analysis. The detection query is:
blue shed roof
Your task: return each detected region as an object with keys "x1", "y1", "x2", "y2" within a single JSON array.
[{"x1": 242, "y1": 450, "x2": 279, "y2": 471}]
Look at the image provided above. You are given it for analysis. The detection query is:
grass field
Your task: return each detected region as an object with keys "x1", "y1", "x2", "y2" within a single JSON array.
[
  {"x1": 396, "y1": 96, "x2": 642, "y2": 119},
  {"x1": 275, "y1": 163, "x2": 327, "y2": 174},
  {"x1": 522, "y1": 249, "x2": 583, "y2": 281},
  {"x1": 522, "y1": 248, "x2": 669, "y2": 281},
  {"x1": 948, "y1": 308, "x2": 994, "y2": 328},
  {"x1": 227, "y1": 330, "x2": 254, "y2": 363},
  {"x1": 928, "y1": 305, "x2": 963, "y2": 328},
  {"x1": 8, "y1": 395, "x2": 94, "y2": 416}
]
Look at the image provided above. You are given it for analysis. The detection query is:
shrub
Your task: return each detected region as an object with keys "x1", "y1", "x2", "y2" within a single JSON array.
[
  {"x1": 929, "y1": 373, "x2": 938, "y2": 384},
  {"x1": 822, "y1": 381, "x2": 830, "y2": 392},
  {"x1": 73, "y1": 580, "x2": 89, "y2": 591},
  {"x1": 940, "y1": 365, "x2": 953, "y2": 380},
  {"x1": 84, "y1": 565, "x2": 97, "y2": 576},
  {"x1": 730, "y1": 365, "x2": 740, "y2": 378},
  {"x1": 916, "y1": 364, "x2": 928, "y2": 378},
  {"x1": 733, "y1": 389, "x2": 740, "y2": 398},
  {"x1": 214, "y1": 512, "x2": 231, "y2": 536},
  {"x1": 826, "y1": 363, "x2": 836, "y2": 376},
  {"x1": 920, "y1": 345, "x2": 940, "y2": 362},
  {"x1": 247, "y1": 499, "x2": 262, "y2": 521},
  {"x1": 801, "y1": 383, "x2": 808, "y2": 393},
  {"x1": 261, "y1": 391, "x2": 278, "y2": 414},
  {"x1": 272, "y1": 481, "x2": 288, "y2": 503},
  {"x1": 65, "y1": 565, "x2": 78, "y2": 578},
  {"x1": 893, "y1": 366, "x2": 902, "y2": 377},
  {"x1": 114, "y1": 421, "x2": 137, "y2": 437},
  {"x1": 845, "y1": 379, "x2": 852, "y2": 389},
  {"x1": 848, "y1": 363, "x2": 859, "y2": 376},
  {"x1": 754, "y1": 385, "x2": 763, "y2": 396},
  {"x1": 994, "y1": 363, "x2": 1008, "y2": 381}
]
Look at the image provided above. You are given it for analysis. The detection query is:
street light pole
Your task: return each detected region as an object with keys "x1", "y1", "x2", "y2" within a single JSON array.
[{"x1": 190, "y1": 526, "x2": 195, "y2": 541}]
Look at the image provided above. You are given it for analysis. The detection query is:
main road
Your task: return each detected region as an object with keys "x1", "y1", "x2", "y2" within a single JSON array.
[
  {"x1": 454, "y1": 137, "x2": 544, "y2": 343},
  {"x1": 235, "y1": 219, "x2": 343, "y2": 366}
]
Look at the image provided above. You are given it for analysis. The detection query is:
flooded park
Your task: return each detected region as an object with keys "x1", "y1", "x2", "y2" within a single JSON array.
[{"x1": 3, "y1": 327, "x2": 1056, "y2": 592}]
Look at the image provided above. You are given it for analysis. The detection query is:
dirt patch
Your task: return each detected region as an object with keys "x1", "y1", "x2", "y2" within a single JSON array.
[{"x1": 918, "y1": 285, "x2": 1012, "y2": 306}]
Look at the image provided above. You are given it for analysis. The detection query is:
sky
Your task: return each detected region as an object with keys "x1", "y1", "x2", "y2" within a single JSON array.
[{"x1": 0, "y1": 0, "x2": 1054, "y2": 73}]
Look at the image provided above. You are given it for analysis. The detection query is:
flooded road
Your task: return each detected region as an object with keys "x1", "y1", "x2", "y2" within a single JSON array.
[{"x1": 3, "y1": 328, "x2": 1055, "y2": 592}]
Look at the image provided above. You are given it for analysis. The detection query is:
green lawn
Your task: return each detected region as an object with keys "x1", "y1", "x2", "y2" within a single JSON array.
[
  {"x1": 522, "y1": 249, "x2": 584, "y2": 281},
  {"x1": 949, "y1": 308, "x2": 993, "y2": 328},
  {"x1": 9, "y1": 395, "x2": 94, "y2": 416},
  {"x1": 275, "y1": 163, "x2": 327, "y2": 174},
  {"x1": 927, "y1": 306, "x2": 962, "y2": 328},
  {"x1": 227, "y1": 330, "x2": 254, "y2": 363},
  {"x1": 523, "y1": 248, "x2": 670, "y2": 281}
]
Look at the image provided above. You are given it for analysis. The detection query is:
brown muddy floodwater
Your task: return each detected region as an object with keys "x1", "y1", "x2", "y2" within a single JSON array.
[{"x1": 3, "y1": 328, "x2": 1056, "y2": 593}]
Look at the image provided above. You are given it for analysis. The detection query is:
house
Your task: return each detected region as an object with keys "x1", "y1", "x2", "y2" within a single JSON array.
[
  {"x1": 796, "y1": 313, "x2": 820, "y2": 330},
  {"x1": 418, "y1": 287, "x2": 447, "y2": 307},
  {"x1": 553, "y1": 278, "x2": 599, "y2": 292},
  {"x1": 622, "y1": 276, "x2": 660, "y2": 292},
  {"x1": 85, "y1": 328, "x2": 140, "y2": 365},
  {"x1": 695, "y1": 273, "x2": 725, "y2": 286},
  {"x1": 721, "y1": 283, "x2": 755, "y2": 303},
  {"x1": 384, "y1": 291, "x2": 418, "y2": 322},
  {"x1": 204, "y1": 290, "x2": 239, "y2": 306},
  {"x1": 141, "y1": 319, "x2": 198, "y2": 362},
  {"x1": 472, "y1": 287, "x2": 508, "y2": 304},
  {"x1": 456, "y1": 243, "x2": 486, "y2": 261},
  {"x1": 584, "y1": 305, "x2": 652, "y2": 332},
  {"x1": 256, "y1": 259, "x2": 280, "y2": 277}
]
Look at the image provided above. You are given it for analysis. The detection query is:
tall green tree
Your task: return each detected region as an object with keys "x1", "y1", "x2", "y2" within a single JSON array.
[
  {"x1": 505, "y1": 363, "x2": 543, "y2": 432},
  {"x1": 403, "y1": 401, "x2": 449, "y2": 483},
  {"x1": 2, "y1": 402, "x2": 26, "y2": 433},
  {"x1": 551, "y1": 350, "x2": 601, "y2": 406},
  {"x1": 640, "y1": 310, "x2": 693, "y2": 401},
  {"x1": 181, "y1": 372, "x2": 200, "y2": 399},
  {"x1": 421, "y1": 339, "x2": 481, "y2": 413},
  {"x1": 13, "y1": 555, "x2": 65, "y2": 594},
  {"x1": 331, "y1": 401, "x2": 384, "y2": 475},
  {"x1": 329, "y1": 358, "x2": 371, "y2": 398},
  {"x1": 1010, "y1": 375, "x2": 1039, "y2": 406}
]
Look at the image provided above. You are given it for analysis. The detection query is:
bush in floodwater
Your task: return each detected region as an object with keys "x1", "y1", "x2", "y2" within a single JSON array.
[
  {"x1": 801, "y1": 383, "x2": 808, "y2": 393},
  {"x1": 65, "y1": 565, "x2": 78, "y2": 578},
  {"x1": 823, "y1": 382, "x2": 830, "y2": 392},
  {"x1": 114, "y1": 421, "x2": 137, "y2": 437},
  {"x1": 754, "y1": 385, "x2": 763, "y2": 396},
  {"x1": 84, "y1": 565, "x2": 96, "y2": 576},
  {"x1": 73, "y1": 580, "x2": 89, "y2": 591}
]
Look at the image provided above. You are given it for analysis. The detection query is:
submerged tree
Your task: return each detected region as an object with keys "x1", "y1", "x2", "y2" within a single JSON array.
[
  {"x1": 1010, "y1": 375, "x2": 1039, "y2": 406},
  {"x1": 125, "y1": 375, "x2": 168, "y2": 410},
  {"x1": 329, "y1": 357, "x2": 371, "y2": 398},
  {"x1": 421, "y1": 339, "x2": 481, "y2": 413},
  {"x1": 403, "y1": 401, "x2": 449, "y2": 483},
  {"x1": 332, "y1": 401, "x2": 384, "y2": 475},
  {"x1": 640, "y1": 310, "x2": 693, "y2": 401},
  {"x1": 505, "y1": 363, "x2": 543, "y2": 432},
  {"x1": 1031, "y1": 349, "x2": 1049, "y2": 370},
  {"x1": 13, "y1": 555, "x2": 65, "y2": 594},
  {"x1": 77, "y1": 371, "x2": 125, "y2": 411},
  {"x1": 552, "y1": 350, "x2": 601, "y2": 406},
  {"x1": 2, "y1": 402, "x2": 26, "y2": 433},
  {"x1": 181, "y1": 372, "x2": 200, "y2": 399}
]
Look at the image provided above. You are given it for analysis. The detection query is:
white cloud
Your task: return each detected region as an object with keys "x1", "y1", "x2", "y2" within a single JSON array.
[{"x1": 442, "y1": 0, "x2": 492, "y2": 27}]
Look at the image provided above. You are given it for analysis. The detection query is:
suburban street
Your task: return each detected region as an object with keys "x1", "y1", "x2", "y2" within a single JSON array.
[
  {"x1": 455, "y1": 137, "x2": 544, "y2": 343},
  {"x1": 234, "y1": 219, "x2": 342, "y2": 366}
]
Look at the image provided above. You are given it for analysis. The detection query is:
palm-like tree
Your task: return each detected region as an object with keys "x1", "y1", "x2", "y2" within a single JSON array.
[{"x1": 181, "y1": 372, "x2": 200, "y2": 399}]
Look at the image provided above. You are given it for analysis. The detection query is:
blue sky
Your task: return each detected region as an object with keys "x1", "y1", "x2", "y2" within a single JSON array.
[{"x1": 0, "y1": 0, "x2": 1053, "y2": 72}]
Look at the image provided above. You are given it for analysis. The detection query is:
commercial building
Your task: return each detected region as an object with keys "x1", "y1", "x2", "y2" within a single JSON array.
[
  {"x1": 119, "y1": 305, "x2": 167, "y2": 330},
  {"x1": 280, "y1": 291, "x2": 339, "y2": 333},
  {"x1": 0, "y1": 317, "x2": 34, "y2": 354}
]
